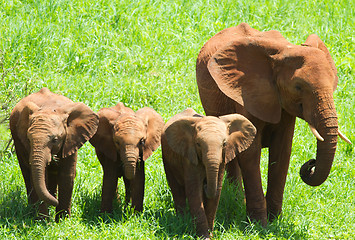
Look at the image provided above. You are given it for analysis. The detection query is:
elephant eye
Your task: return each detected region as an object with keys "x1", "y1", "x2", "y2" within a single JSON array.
[
  {"x1": 51, "y1": 136, "x2": 59, "y2": 143},
  {"x1": 139, "y1": 138, "x2": 145, "y2": 146},
  {"x1": 295, "y1": 84, "x2": 302, "y2": 92},
  {"x1": 222, "y1": 141, "x2": 227, "y2": 148}
]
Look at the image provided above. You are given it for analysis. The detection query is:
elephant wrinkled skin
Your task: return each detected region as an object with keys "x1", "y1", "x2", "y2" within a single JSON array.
[
  {"x1": 90, "y1": 102, "x2": 164, "y2": 213},
  {"x1": 9, "y1": 87, "x2": 99, "y2": 220},
  {"x1": 162, "y1": 108, "x2": 256, "y2": 238},
  {"x1": 196, "y1": 23, "x2": 351, "y2": 225}
]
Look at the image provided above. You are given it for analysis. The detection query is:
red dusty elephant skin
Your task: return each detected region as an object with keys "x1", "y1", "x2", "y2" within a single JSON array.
[
  {"x1": 161, "y1": 108, "x2": 256, "y2": 238},
  {"x1": 10, "y1": 87, "x2": 99, "y2": 221},
  {"x1": 90, "y1": 102, "x2": 164, "y2": 213},
  {"x1": 196, "y1": 23, "x2": 351, "y2": 225}
]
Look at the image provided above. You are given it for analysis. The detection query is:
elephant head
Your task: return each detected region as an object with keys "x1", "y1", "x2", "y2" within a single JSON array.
[
  {"x1": 90, "y1": 103, "x2": 164, "y2": 180},
  {"x1": 203, "y1": 23, "x2": 351, "y2": 186},
  {"x1": 164, "y1": 109, "x2": 256, "y2": 199},
  {"x1": 17, "y1": 101, "x2": 99, "y2": 206}
]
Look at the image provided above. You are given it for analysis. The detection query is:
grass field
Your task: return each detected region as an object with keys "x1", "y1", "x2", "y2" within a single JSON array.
[{"x1": 1, "y1": 0, "x2": 354, "y2": 239}]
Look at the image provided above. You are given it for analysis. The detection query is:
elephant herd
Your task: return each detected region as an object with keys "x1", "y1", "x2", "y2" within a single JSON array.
[{"x1": 9, "y1": 23, "x2": 351, "y2": 239}]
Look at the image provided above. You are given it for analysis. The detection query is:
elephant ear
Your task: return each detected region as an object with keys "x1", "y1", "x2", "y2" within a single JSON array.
[
  {"x1": 302, "y1": 34, "x2": 338, "y2": 91},
  {"x1": 207, "y1": 36, "x2": 288, "y2": 124},
  {"x1": 219, "y1": 114, "x2": 256, "y2": 163},
  {"x1": 136, "y1": 107, "x2": 165, "y2": 161},
  {"x1": 61, "y1": 102, "x2": 99, "y2": 158},
  {"x1": 164, "y1": 117, "x2": 198, "y2": 165},
  {"x1": 17, "y1": 101, "x2": 41, "y2": 150},
  {"x1": 89, "y1": 107, "x2": 121, "y2": 162}
]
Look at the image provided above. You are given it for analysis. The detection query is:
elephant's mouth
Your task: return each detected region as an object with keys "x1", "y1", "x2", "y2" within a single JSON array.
[
  {"x1": 47, "y1": 154, "x2": 60, "y2": 169},
  {"x1": 51, "y1": 154, "x2": 59, "y2": 162}
]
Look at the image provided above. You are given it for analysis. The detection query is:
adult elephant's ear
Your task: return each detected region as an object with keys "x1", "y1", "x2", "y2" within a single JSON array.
[
  {"x1": 164, "y1": 116, "x2": 198, "y2": 165},
  {"x1": 207, "y1": 36, "x2": 287, "y2": 124},
  {"x1": 302, "y1": 34, "x2": 338, "y2": 91},
  {"x1": 136, "y1": 107, "x2": 165, "y2": 161},
  {"x1": 17, "y1": 101, "x2": 41, "y2": 149},
  {"x1": 220, "y1": 114, "x2": 256, "y2": 163},
  {"x1": 62, "y1": 102, "x2": 99, "y2": 158}
]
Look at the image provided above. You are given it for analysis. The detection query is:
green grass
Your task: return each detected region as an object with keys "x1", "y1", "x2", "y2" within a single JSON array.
[{"x1": 1, "y1": 0, "x2": 354, "y2": 239}]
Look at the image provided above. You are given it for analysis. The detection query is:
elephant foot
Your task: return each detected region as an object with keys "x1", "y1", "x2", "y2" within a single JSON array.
[
  {"x1": 197, "y1": 231, "x2": 211, "y2": 240},
  {"x1": 246, "y1": 216, "x2": 267, "y2": 227},
  {"x1": 131, "y1": 207, "x2": 143, "y2": 213},
  {"x1": 131, "y1": 203, "x2": 143, "y2": 212},
  {"x1": 35, "y1": 213, "x2": 50, "y2": 221},
  {"x1": 100, "y1": 202, "x2": 114, "y2": 213},
  {"x1": 267, "y1": 207, "x2": 282, "y2": 222},
  {"x1": 196, "y1": 222, "x2": 212, "y2": 240},
  {"x1": 246, "y1": 209, "x2": 267, "y2": 227},
  {"x1": 100, "y1": 208, "x2": 113, "y2": 214}
]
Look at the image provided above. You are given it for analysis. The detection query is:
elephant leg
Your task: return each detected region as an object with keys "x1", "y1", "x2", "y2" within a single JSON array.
[
  {"x1": 123, "y1": 177, "x2": 131, "y2": 205},
  {"x1": 204, "y1": 163, "x2": 225, "y2": 231},
  {"x1": 239, "y1": 135, "x2": 267, "y2": 226},
  {"x1": 163, "y1": 163, "x2": 186, "y2": 214},
  {"x1": 55, "y1": 154, "x2": 77, "y2": 222},
  {"x1": 128, "y1": 161, "x2": 145, "y2": 212},
  {"x1": 47, "y1": 162, "x2": 58, "y2": 198},
  {"x1": 96, "y1": 150, "x2": 120, "y2": 213},
  {"x1": 185, "y1": 170, "x2": 210, "y2": 238},
  {"x1": 225, "y1": 158, "x2": 243, "y2": 194},
  {"x1": 100, "y1": 162, "x2": 120, "y2": 213},
  {"x1": 266, "y1": 113, "x2": 295, "y2": 221}
]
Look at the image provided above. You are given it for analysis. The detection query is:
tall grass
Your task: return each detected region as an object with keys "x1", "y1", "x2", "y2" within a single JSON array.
[{"x1": 1, "y1": 0, "x2": 354, "y2": 239}]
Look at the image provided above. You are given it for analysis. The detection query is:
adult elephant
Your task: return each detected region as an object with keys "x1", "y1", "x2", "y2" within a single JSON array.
[
  {"x1": 10, "y1": 87, "x2": 99, "y2": 221},
  {"x1": 196, "y1": 23, "x2": 351, "y2": 226}
]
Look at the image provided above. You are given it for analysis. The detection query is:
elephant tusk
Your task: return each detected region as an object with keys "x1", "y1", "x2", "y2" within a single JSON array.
[
  {"x1": 338, "y1": 129, "x2": 352, "y2": 144},
  {"x1": 308, "y1": 124, "x2": 324, "y2": 142}
]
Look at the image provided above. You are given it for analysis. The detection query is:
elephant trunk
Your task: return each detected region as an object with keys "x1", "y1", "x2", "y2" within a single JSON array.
[
  {"x1": 124, "y1": 157, "x2": 137, "y2": 180},
  {"x1": 205, "y1": 156, "x2": 220, "y2": 199},
  {"x1": 30, "y1": 145, "x2": 59, "y2": 206},
  {"x1": 300, "y1": 94, "x2": 338, "y2": 186}
]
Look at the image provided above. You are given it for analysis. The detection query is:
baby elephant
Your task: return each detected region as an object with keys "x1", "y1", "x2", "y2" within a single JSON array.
[
  {"x1": 161, "y1": 108, "x2": 256, "y2": 238},
  {"x1": 9, "y1": 88, "x2": 99, "y2": 221},
  {"x1": 90, "y1": 102, "x2": 164, "y2": 213}
]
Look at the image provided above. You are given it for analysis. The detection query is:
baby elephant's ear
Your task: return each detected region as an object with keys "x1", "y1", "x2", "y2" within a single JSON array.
[
  {"x1": 62, "y1": 102, "x2": 99, "y2": 158},
  {"x1": 17, "y1": 102, "x2": 41, "y2": 149},
  {"x1": 89, "y1": 107, "x2": 120, "y2": 162},
  {"x1": 136, "y1": 107, "x2": 165, "y2": 161},
  {"x1": 163, "y1": 117, "x2": 198, "y2": 165},
  {"x1": 220, "y1": 114, "x2": 257, "y2": 163}
]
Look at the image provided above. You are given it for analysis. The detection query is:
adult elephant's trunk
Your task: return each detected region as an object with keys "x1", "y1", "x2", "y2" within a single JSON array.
[
  {"x1": 300, "y1": 93, "x2": 338, "y2": 186},
  {"x1": 204, "y1": 154, "x2": 220, "y2": 199},
  {"x1": 30, "y1": 146, "x2": 59, "y2": 206}
]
